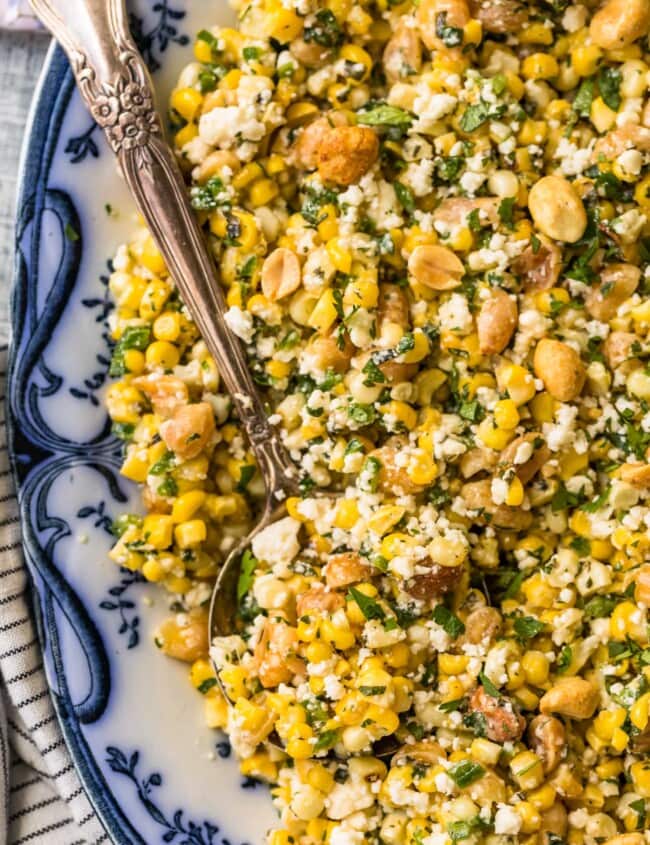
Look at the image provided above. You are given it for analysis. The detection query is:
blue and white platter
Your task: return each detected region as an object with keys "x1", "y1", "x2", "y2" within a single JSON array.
[{"x1": 8, "y1": 2, "x2": 276, "y2": 842}]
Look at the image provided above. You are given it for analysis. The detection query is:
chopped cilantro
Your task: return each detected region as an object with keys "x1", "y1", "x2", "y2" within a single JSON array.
[
  {"x1": 357, "y1": 104, "x2": 413, "y2": 129},
  {"x1": 435, "y1": 11, "x2": 463, "y2": 47},
  {"x1": 448, "y1": 760, "x2": 485, "y2": 788},
  {"x1": 395, "y1": 182, "x2": 416, "y2": 213},
  {"x1": 573, "y1": 77, "x2": 594, "y2": 117},
  {"x1": 303, "y1": 9, "x2": 343, "y2": 47},
  {"x1": 237, "y1": 549, "x2": 258, "y2": 603},
  {"x1": 513, "y1": 615, "x2": 545, "y2": 642},
  {"x1": 198, "y1": 678, "x2": 219, "y2": 694},
  {"x1": 347, "y1": 587, "x2": 386, "y2": 621},
  {"x1": 109, "y1": 324, "x2": 151, "y2": 376},
  {"x1": 598, "y1": 66, "x2": 622, "y2": 111},
  {"x1": 432, "y1": 605, "x2": 465, "y2": 639},
  {"x1": 236, "y1": 464, "x2": 256, "y2": 492},
  {"x1": 498, "y1": 197, "x2": 516, "y2": 229},
  {"x1": 313, "y1": 729, "x2": 340, "y2": 751},
  {"x1": 479, "y1": 671, "x2": 501, "y2": 698}
]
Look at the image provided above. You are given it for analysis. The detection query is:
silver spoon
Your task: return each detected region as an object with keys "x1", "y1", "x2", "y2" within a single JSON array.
[{"x1": 33, "y1": 0, "x2": 399, "y2": 758}]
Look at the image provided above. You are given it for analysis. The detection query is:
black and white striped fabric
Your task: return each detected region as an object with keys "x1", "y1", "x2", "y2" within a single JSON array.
[{"x1": 0, "y1": 346, "x2": 108, "y2": 844}]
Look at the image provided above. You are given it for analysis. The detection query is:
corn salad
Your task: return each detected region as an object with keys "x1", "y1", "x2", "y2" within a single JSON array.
[{"x1": 104, "y1": 0, "x2": 650, "y2": 842}]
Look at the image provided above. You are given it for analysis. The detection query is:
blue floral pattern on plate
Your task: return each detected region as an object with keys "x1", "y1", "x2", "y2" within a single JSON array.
[{"x1": 8, "y1": 1, "x2": 276, "y2": 841}]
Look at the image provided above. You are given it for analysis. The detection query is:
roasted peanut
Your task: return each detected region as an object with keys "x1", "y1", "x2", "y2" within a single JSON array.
[
  {"x1": 533, "y1": 338, "x2": 585, "y2": 401},
  {"x1": 408, "y1": 244, "x2": 465, "y2": 290},
  {"x1": 160, "y1": 402, "x2": 215, "y2": 460},
  {"x1": 539, "y1": 677, "x2": 600, "y2": 720},
  {"x1": 590, "y1": 0, "x2": 650, "y2": 49},
  {"x1": 538, "y1": 802, "x2": 568, "y2": 845},
  {"x1": 586, "y1": 263, "x2": 641, "y2": 321},
  {"x1": 512, "y1": 235, "x2": 562, "y2": 290},
  {"x1": 325, "y1": 553, "x2": 373, "y2": 589},
  {"x1": 620, "y1": 462, "x2": 650, "y2": 487},
  {"x1": 528, "y1": 176, "x2": 587, "y2": 243},
  {"x1": 635, "y1": 564, "x2": 650, "y2": 605},
  {"x1": 417, "y1": 0, "x2": 471, "y2": 50},
  {"x1": 432, "y1": 197, "x2": 500, "y2": 230},
  {"x1": 462, "y1": 479, "x2": 533, "y2": 530},
  {"x1": 528, "y1": 714, "x2": 566, "y2": 773},
  {"x1": 604, "y1": 835, "x2": 647, "y2": 845},
  {"x1": 371, "y1": 441, "x2": 425, "y2": 495},
  {"x1": 156, "y1": 610, "x2": 209, "y2": 662},
  {"x1": 460, "y1": 605, "x2": 502, "y2": 646},
  {"x1": 194, "y1": 150, "x2": 241, "y2": 183},
  {"x1": 593, "y1": 124, "x2": 650, "y2": 160},
  {"x1": 305, "y1": 331, "x2": 354, "y2": 373},
  {"x1": 254, "y1": 619, "x2": 305, "y2": 688},
  {"x1": 406, "y1": 559, "x2": 464, "y2": 601},
  {"x1": 289, "y1": 36, "x2": 333, "y2": 67},
  {"x1": 296, "y1": 584, "x2": 345, "y2": 617},
  {"x1": 261, "y1": 247, "x2": 302, "y2": 302},
  {"x1": 291, "y1": 113, "x2": 347, "y2": 170},
  {"x1": 460, "y1": 447, "x2": 497, "y2": 479},
  {"x1": 468, "y1": 0, "x2": 527, "y2": 31},
  {"x1": 383, "y1": 23, "x2": 422, "y2": 83},
  {"x1": 133, "y1": 374, "x2": 189, "y2": 419},
  {"x1": 469, "y1": 685, "x2": 526, "y2": 742},
  {"x1": 499, "y1": 432, "x2": 550, "y2": 484},
  {"x1": 317, "y1": 126, "x2": 379, "y2": 186},
  {"x1": 477, "y1": 288, "x2": 518, "y2": 354},
  {"x1": 603, "y1": 331, "x2": 637, "y2": 370}
]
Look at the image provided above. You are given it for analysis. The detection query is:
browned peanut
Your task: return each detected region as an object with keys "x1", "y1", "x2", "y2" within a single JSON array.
[
  {"x1": 468, "y1": 0, "x2": 528, "y2": 32},
  {"x1": 590, "y1": 0, "x2": 650, "y2": 49},
  {"x1": 417, "y1": 0, "x2": 471, "y2": 50},
  {"x1": 511, "y1": 235, "x2": 562, "y2": 290},
  {"x1": 620, "y1": 462, "x2": 650, "y2": 487},
  {"x1": 604, "y1": 835, "x2": 647, "y2": 845},
  {"x1": 586, "y1": 263, "x2": 641, "y2": 321},
  {"x1": 371, "y1": 442, "x2": 425, "y2": 495},
  {"x1": 160, "y1": 402, "x2": 215, "y2": 460},
  {"x1": 325, "y1": 553, "x2": 373, "y2": 589},
  {"x1": 603, "y1": 331, "x2": 638, "y2": 369},
  {"x1": 254, "y1": 619, "x2": 304, "y2": 687},
  {"x1": 460, "y1": 447, "x2": 497, "y2": 478},
  {"x1": 635, "y1": 564, "x2": 650, "y2": 605},
  {"x1": 290, "y1": 113, "x2": 346, "y2": 170},
  {"x1": 261, "y1": 247, "x2": 302, "y2": 302},
  {"x1": 317, "y1": 126, "x2": 379, "y2": 186},
  {"x1": 406, "y1": 559, "x2": 464, "y2": 601},
  {"x1": 383, "y1": 23, "x2": 422, "y2": 83},
  {"x1": 133, "y1": 375, "x2": 189, "y2": 419},
  {"x1": 538, "y1": 802, "x2": 568, "y2": 845},
  {"x1": 499, "y1": 432, "x2": 550, "y2": 484},
  {"x1": 528, "y1": 176, "x2": 587, "y2": 243},
  {"x1": 594, "y1": 124, "x2": 650, "y2": 161},
  {"x1": 528, "y1": 715, "x2": 566, "y2": 773},
  {"x1": 461, "y1": 479, "x2": 533, "y2": 530},
  {"x1": 432, "y1": 197, "x2": 499, "y2": 230},
  {"x1": 156, "y1": 610, "x2": 209, "y2": 662},
  {"x1": 289, "y1": 36, "x2": 333, "y2": 67},
  {"x1": 296, "y1": 584, "x2": 344, "y2": 617},
  {"x1": 194, "y1": 150, "x2": 241, "y2": 183},
  {"x1": 460, "y1": 605, "x2": 502, "y2": 646},
  {"x1": 540, "y1": 677, "x2": 600, "y2": 720},
  {"x1": 533, "y1": 338, "x2": 585, "y2": 402},
  {"x1": 376, "y1": 284, "x2": 419, "y2": 383},
  {"x1": 477, "y1": 288, "x2": 518, "y2": 354},
  {"x1": 468, "y1": 686, "x2": 526, "y2": 742},
  {"x1": 305, "y1": 331, "x2": 354, "y2": 374},
  {"x1": 408, "y1": 244, "x2": 465, "y2": 290}
]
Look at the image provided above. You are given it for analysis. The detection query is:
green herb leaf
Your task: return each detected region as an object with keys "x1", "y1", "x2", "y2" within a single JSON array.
[
  {"x1": 448, "y1": 760, "x2": 485, "y2": 788},
  {"x1": 237, "y1": 549, "x2": 258, "y2": 603},
  {"x1": 556, "y1": 645, "x2": 572, "y2": 673},
  {"x1": 314, "y1": 728, "x2": 340, "y2": 751},
  {"x1": 348, "y1": 403, "x2": 376, "y2": 426},
  {"x1": 347, "y1": 586, "x2": 386, "y2": 621},
  {"x1": 109, "y1": 325, "x2": 152, "y2": 376},
  {"x1": 583, "y1": 594, "x2": 618, "y2": 619},
  {"x1": 149, "y1": 450, "x2": 175, "y2": 476},
  {"x1": 65, "y1": 223, "x2": 80, "y2": 242},
  {"x1": 362, "y1": 358, "x2": 387, "y2": 387},
  {"x1": 459, "y1": 101, "x2": 504, "y2": 132},
  {"x1": 513, "y1": 615, "x2": 545, "y2": 642},
  {"x1": 573, "y1": 77, "x2": 594, "y2": 117},
  {"x1": 359, "y1": 685, "x2": 387, "y2": 696},
  {"x1": 395, "y1": 182, "x2": 416, "y2": 213},
  {"x1": 191, "y1": 176, "x2": 229, "y2": 211},
  {"x1": 198, "y1": 678, "x2": 219, "y2": 694},
  {"x1": 435, "y1": 11, "x2": 463, "y2": 47},
  {"x1": 157, "y1": 476, "x2": 178, "y2": 498},
  {"x1": 432, "y1": 605, "x2": 466, "y2": 639},
  {"x1": 479, "y1": 671, "x2": 501, "y2": 698},
  {"x1": 236, "y1": 464, "x2": 256, "y2": 492},
  {"x1": 303, "y1": 9, "x2": 343, "y2": 48},
  {"x1": 598, "y1": 67, "x2": 622, "y2": 111},
  {"x1": 438, "y1": 697, "x2": 465, "y2": 712},
  {"x1": 498, "y1": 197, "x2": 516, "y2": 229},
  {"x1": 357, "y1": 104, "x2": 413, "y2": 129}
]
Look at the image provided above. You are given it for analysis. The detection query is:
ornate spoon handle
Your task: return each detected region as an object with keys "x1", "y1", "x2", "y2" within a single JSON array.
[{"x1": 30, "y1": 0, "x2": 299, "y2": 498}]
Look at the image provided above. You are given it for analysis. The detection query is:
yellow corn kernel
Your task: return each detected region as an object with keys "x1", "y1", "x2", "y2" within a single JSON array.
[
  {"x1": 333, "y1": 499, "x2": 360, "y2": 530},
  {"x1": 518, "y1": 119, "x2": 548, "y2": 145},
  {"x1": 367, "y1": 505, "x2": 406, "y2": 536},
  {"x1": 591, "y1": 96, "x2": 617, "y2": 133},
  {"x1": 520, "y1": 22, "x2": 554, "y2": 45},
  {"x1": 175, "y1": 122, "x2": 197, "y2": 148},
  {"x1": 174, "y1": 519, "x2": 207, "y2": 549},
  {"x1": 339, "y1": 44, "x2": 373, "y2": 82},
  {"x1": 364, "y1": 704, "x2": 399, "y2": 734},
  {"x1": 142, "y1": 558, "x2": 166, "y2": 582},
  {"x1": 631, "y1": 761, "x2": 650, "y2": 798},
  {"x1": 140, "y1": 236, "x2": 168, "y2": 275},
  {"x1": 571, "y1": 44, "x2": 602, "y2": 77},
  {"x1": 122, "y1": 348, "x2": 145, "y2": 375},
  {"x1": 401, "y1": 329, "x2": 430, "y2": 364},
  {"x1": 307, "y1": 289, "x2": 338, "y2": 333},
  {"x1": 204, "y1": 693, "x2": 229, "y2": 729},
  {"x1": 305, "y1": 641, "x2": 333, "y2": 664},
  {"x1": 611, "y1": 600, "x2": 647, "y2": 642},
  {"x1": 320, "y1": 619, "x2": 355, "y2": 651},
  {"x1": 385, "y1": 643, "x2": 410, "y2": 670},
  {"x1": 326, "y1": 238, "x2": 353, "y2": 274},
  {"x1": 611, "y1": 727, "x2": 629, "y2": 752},
  {"x1": 463, "y1": 19, "x2": 482, "y2": 45},
  {"x1": 631, "y1": 692, "x2": 650, "y2": 731},
  {"x1": 171, "y1": 491, "x2": 206, "y2": 524},
  {"x1": 511, "y1": 751, "x2": 544, "y2": 790},
  {"x1": 448, "y1": 226, "x2": 473, "y2": 252},
  {"x1": 515, "y1": 801, "x2": 542, "y2": 833},
  {"x1": 317, "y1": 204, "x2": 338, "y2": 242},
  {"x1": 521, "y1": 573, "x2": 556, "y2": 608},
  {"x1": 438, "y1": 654, "x2": 469, "y2": 675},
  {"x1": 405, "y1": 449, "x2": 438, "y2": 486},
  {"x1": 470, "y1": 737, "x2": 501, "y2": 766},
  {"x1": 534, "y1": 287, "x2": 570, "y2": 314},
  {"x1": 477, "y1": 418, "x2": 514, "y2": 450},
  {"x1": 635, "y1": 175, "x2": 650, "y2": 209},
  {"x1": 266, "y1": 5, "x2": 303, "y2": 41},
  {"x1": 497, "y1": 362, "x2": 537, "y2": 405},
  {"x1": 530, "y1": 391, "x2": 555, "y2": 423},
  {"x1": 171, "y1": 87, "x2": 203, "y2": 122},
  {"x1": 232, "y1": 162, "x2": 264, "y2": 190},
  {"x1": 505, "y1": 476, "x2": 524, "y2": 507},
  {"x1": 120, "y1": 450, "x2": 149, "y2": 483},
  {"x1": 153, "y1": 311, "x2": 181, "y2": 343},
  {"x1": 140, "y1": 280, "x2": 170, "y2": 320},
  {"x1": 143, "y1": 514, "x2": 174, "y2": 550},
  {"x1": 145, "y1": 341, "x2": 180, "y2": 370},
  {"x1": 343, "y1": 278, "x2": 378, "y2": 310},
  {"x1": 249, "y1": 179, "x2": 279, "y2": 208},
  {"x1": 522, "y1": 53, "x2": 559, "y2": 80},
  {"x1": 521, "y1": 650, "x2": 550, "y2": 686},
  {"x1": 267, "y1": 359, "x2": 292, "y2": 379},
  {"x1": 493, "y1": 399, "x2": 520, "y2": 430},
  {"x1": 528, "y1": 783, "x2": 557, "y2": 812}
]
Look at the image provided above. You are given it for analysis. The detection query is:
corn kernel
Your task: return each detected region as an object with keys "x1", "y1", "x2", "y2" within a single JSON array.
[{"x1": 174, "y1": 519, "x2": 207, "y2": 549}]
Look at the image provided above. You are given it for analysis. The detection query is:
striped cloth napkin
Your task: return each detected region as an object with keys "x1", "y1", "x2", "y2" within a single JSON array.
[{"x1": 0, "y1": 345, "x2": 107, "y2": 844}]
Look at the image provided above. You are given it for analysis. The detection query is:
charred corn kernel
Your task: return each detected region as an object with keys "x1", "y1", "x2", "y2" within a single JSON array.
[
  {"x1": 522, "y1": 651, "x2": 549, "y2": 685},
  {"x1": 153, "y1": 311, "x2": 181, "y2": 342},
  {"x1": 233, "y1": 162, "x2": 265, "y2": 190},
  {"x1": 520, "y1": 22, "x2": 554, "y2": 44},
  {"x1": 405, "y1": 450, "x2": 438, "y2": 485},
  {"x1": 522, "y1": 53, "x2": 559, "y2": 80},
  {"x1": 438, "y1": 654, "x2": 468, "y2": 675},
  {"x1": 511, "y1": 751, "x2": 544, "y2": 789},
  {"x1": 339, "y1": 44, "x2": 372, "y2": 81},
  {"x1": 249, "y1": 179, "x2": 279, "y2": 208},
  {"x1": 505, "y1": 476, "x2": 525, "y2": 507},
  {"x1": 171, "y1": 491, "x2": 206, "y2": 523},
  {"x1": 307, "y1": 289, "x2": 338, "y2": 333},
  {"x1": 590, "y1": 96, "x2": 617, "y2": 132},
  {"x1": 267, "y1": 359, "x2": 292, "y2": 379},
  {"x1": 571, "y1": 44, "x2": 602, "y2": 77},
  {"x1": 143, "y1": 514, "x2": 174, "y2": 550},
  {"x1": 326, "y1": 238, "x2": 352, "y2": 274},
  {"x1": 174, "y1": 519, "x2": 207, "y2": 549},
  {"x1": 493, "y1": 399, "x2": 520, "y2": 430},
  {"x1": 171, "y1": 87, "x2": 203, "y2": 122},
  {"x1": 120, "y1": 451, "x2": 149, "y2": 482},
  {"x1": 175, "y1": 122, "x2": 198, "y2": 147},
  {"x1": 334, "y1": 499, "x2": 360, "y2": 529},
  {"x1": 317, "y1": 205, "x2": 338, "y2": 242},
  {"x1": 142, "y1": 558, "x2": 166, "y2": 582},
  {"x1": 477, "y1": 418, "x2": 514, "y2": 450},
  {"x1": 497, "y1": 362, "x2": 537, "y2": 405},
  {"x1": 145, "y1": 341, "x2": 180, "y2": 370}
]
